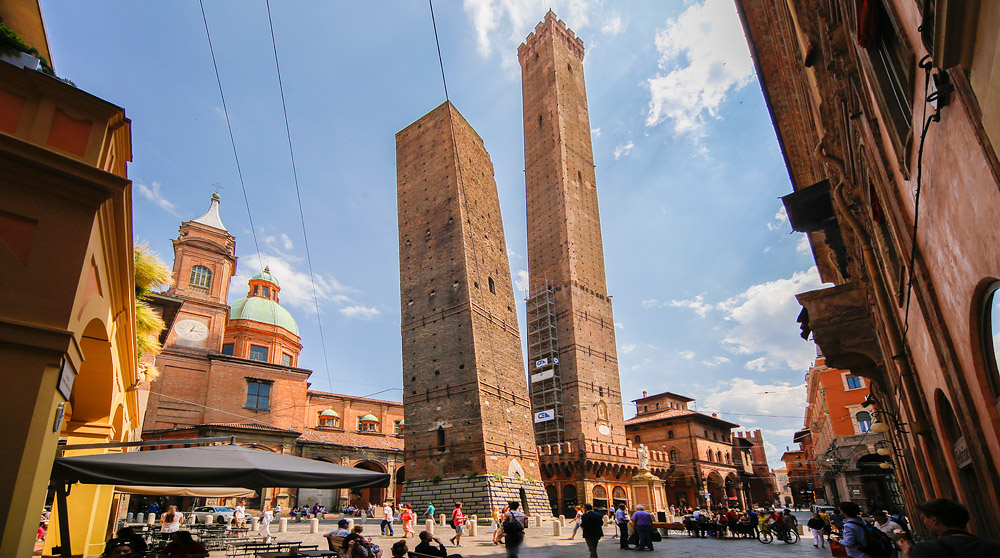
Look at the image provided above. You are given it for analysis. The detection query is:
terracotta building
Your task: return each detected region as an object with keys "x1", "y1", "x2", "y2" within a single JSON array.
[
  {"x1": 738, "y1": 0, "x2": 1000, "y2": 536},
  {"x1": 804, "y1": 355, "x2": 901, "y2": 510},
  {"x1": 143, "y1": 197, "x2": 404, "y2": 511},
  {"x1": 519, "y1": 12, "x2": 669, "y2": 517},
  {"x1": 395, "y1": 101, "x2": 548, "y2": 517},
  {"x1": 624, "y1": 391, "x2": 748, "y2": 510},
  {"x1": 773, "y1": 467, "x2": 793, "y2": 506},
  {"x1": 734, "y1": 430, "x2": 780, "y2": 506},
  {"x1": 0, "y1": 3, "x2": 145, "y2": 555}
]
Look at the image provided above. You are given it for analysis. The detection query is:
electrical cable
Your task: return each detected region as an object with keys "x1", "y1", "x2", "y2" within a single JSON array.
[
  {"x1": 264, "y1": 0, "x2": 335, "y2": 394},
  {"x1": 428, "y1": 0, "x2": 449, "y2": 101},
  {"x1": 198, "y1": 0, "x2": 264, "y2": 274}
]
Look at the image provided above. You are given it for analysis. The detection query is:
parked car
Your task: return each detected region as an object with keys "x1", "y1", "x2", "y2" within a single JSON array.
[
  {"x1": 191, "y1": 506, "x2": 235, "y2": 524},
  {"x1": 812, "y1": 505, "x2": 837, "y2": 516}
]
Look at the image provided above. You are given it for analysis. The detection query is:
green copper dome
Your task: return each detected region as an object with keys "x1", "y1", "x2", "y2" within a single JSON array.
[
  {"x1": 320, "y1": 408, "x2": 340, "y2": 417},
  {"x1": 360, "y1": 413, "x2": 380, "y2": 422},
  {"x1": 229, "y1": 296, "x2": 299, "y2": 335},
  {"x1": 251, "y1": 268, "x2": 279, "y2": 287}
]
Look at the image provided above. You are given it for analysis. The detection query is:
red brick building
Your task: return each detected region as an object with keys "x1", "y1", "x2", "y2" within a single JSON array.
[
  {"x1": 734, "y1": 430, "x2": 780, "y2": 506},
  {"x1": 519, "y1": 12, "x2": 667, "y2": 517},
  {"x1": 143, "y1": 196, "x2": 403, "y2": 511},
  {"x1": 395, "y1": 102, "x2": 549, "y2": 517},
  {"x1": 738, "y1": 0, "x2": 1000, "y2": 536}
]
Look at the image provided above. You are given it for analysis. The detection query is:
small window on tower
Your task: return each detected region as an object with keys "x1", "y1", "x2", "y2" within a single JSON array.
[
  {"x1": 262, "y1": 285, "x2": 270, "y2": 298},
  {"x1": 635, "y1": 435, "x2": 641, "y2": 443},
  {"x1": 189, "y1": 265, "x2": 212, "y2": 293},
  {"x1": 281, "y1": 353, "x2": 292, "y2": 367},
  {"x1": 538, "y1": 115, "x2": 543, "y2": 127},
  {"x1": 668, "y1": 430, "x2": 675, "y2": 439},
  {"x1": 437, "y1": 426, "x2": 446, "y2": 452},
  {"x1": 222, "y1": 344, "x2": 234, "y2": 356},
  {"x1": 254, "y1": 286, "x2": 259, "y2": 296},
  {"x1": 488, "y1": 277, "x2": 496, "y2": 294}
]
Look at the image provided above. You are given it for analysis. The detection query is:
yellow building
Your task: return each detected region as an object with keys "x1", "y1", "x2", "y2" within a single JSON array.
[{"x1": 0, "y1": 2, "x2": 140, "y2": 556}]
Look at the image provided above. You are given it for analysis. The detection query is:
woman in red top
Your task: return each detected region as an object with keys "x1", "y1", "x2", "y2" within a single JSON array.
[
  {"x1": 449, "y1": 502, "x2": 465, "y2": 547},
  {"x1": 401, "y1": 504, "x2": 416, "y2": 537}
]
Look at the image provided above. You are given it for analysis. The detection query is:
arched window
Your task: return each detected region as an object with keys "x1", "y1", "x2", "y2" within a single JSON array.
[
  {"x1": 707, "y1": 449, "x2": 713, "y2": 461},
  {"x1": 668, "y1": 430, "x2": 675, "y2": 439},
  {"x1": 634, "y1": 435, "x2": 641, "y2": 443},
  {"x1": 436, "y1": 426, "x2": 446, "y2": 452},
  {"x1": 982, "y1": 283, "x2": 1000, "y2": 396},
  {"x1": 669, "y1": 449, "x2": 679, "y2": 461},
  {"x1": 189, "y1": 265, "x2": 212, "y2": 292},
  {"x1": 488, "y1": 277, "x2": 496, "y2": 294},
  {"x1": 856, "y1": 411, "x2": 872, "y2": 433}
]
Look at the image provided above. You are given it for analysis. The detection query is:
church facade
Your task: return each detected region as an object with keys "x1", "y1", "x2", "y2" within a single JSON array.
[{"x1": 142, "y1": 195, "x2": 404, "y2": 511}]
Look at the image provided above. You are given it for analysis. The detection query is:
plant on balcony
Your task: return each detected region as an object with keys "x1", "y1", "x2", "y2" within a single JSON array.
[{"x1": 0, "y1": 21, "x2": 56, "y2": 76}]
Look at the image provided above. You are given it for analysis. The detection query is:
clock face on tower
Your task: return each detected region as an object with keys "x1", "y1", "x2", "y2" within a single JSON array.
[{"x1": 175, "y1": 319, "x2": 210, "y2": 342}]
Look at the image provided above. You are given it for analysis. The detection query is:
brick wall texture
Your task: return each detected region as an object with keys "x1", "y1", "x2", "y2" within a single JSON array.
[
  {"x1": 396, "y1": 101, "x2": 540, "y2": 482},
  {"x1": 518, "y1": 13, "x2": 626, "y2": 446},
  {"x1": 402, "y1": 476, "x2": 550, "y2": 520}
]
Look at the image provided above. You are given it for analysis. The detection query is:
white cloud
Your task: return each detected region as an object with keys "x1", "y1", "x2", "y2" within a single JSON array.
[
  {"x1": 718, "y1": 267, "x2": 824, "y2": 370},
  {"x1": 135, "y1": 181, "x2": 181, "y2": 218},
  {"x1": 591, "y1": 127, "x2": 601, "y2": 138},
  {"x1": 796, "y1": 234, "x2": 811, "y2": 254},
  {"x1": 280, "y1": 233, "x2": 294, "y2": 251},
  {"x1": 645, "y1": 0, "x2": 754, "y2": 135},
  {"x1": 514, "y1": 269, "x2": 530, "y2": 292},
  {"x1": 641, "y1": 298, "x2": 660, "y2": 308},
  {"x1": 669, "y1": 294, "x2": 713, "y2": 317},
  {"x1": 615, "y1": 321, "x2": 624, "y2": 330},
  {"x1": 601, "y1": 11, "x2": 624, "y2": 35},
  {"x1": 621, "y1": 343, "x2": 637, "y2": 354},
  {"x1": 767, "y1": 207, "x2": 788, "y2": 231},
  {"x1": 231, "y1": 250, "x2": 355, "y2": 314},
  {"x1": 339, "y1": 305, "x2": 381, "y2": 320},
  {"x1": 613, "y1": 140, "x2": 634, "y2": 160},
  {"x1": 678, "y1": 350, "x2": 696, "y2": 360},
  {"x1": 700, "y1": 377, "x2": 806, "y2": 422},
  {"x1": 701, "y1": 356, "x2": 730, "y2": 366},
  {"x1": 744, "y1": 357, "x2": 770, "y2": 372}
]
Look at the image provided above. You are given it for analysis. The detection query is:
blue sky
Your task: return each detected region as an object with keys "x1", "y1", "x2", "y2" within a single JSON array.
[{"x1": 40, "y1": 0, "x2": 824, "y2": 467}]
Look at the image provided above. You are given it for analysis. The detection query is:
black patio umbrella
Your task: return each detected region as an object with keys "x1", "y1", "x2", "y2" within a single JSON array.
[{"x1": 49, "y1": 444, "x2": 389, "y2": 556}]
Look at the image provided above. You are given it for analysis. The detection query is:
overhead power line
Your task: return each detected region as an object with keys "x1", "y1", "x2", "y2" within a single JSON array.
[
  {"x1": 265, "y1": 0, "x2": 335, "y2": 394},
  {"x1": 428, "y1": 0, "x2": 450, "y2": 101}
]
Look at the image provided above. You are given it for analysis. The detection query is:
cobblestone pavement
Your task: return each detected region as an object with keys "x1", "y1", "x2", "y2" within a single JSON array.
[{"x1": 212, "y1": 512, "x2": 827, "y2": 558}]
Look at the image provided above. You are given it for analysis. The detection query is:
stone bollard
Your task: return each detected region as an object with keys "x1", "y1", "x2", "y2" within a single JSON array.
[
  {"x1": 534, "y1": 516, "x2": 542, "y2": 528},
  {"x1": 204, "y1": 514, "x2": 214, "y2": 524},
  {"x1": 552, "y1": 519, "x2": 562, "y2": 537},
  {"x1": 187, "y1": 514, "x2": 197, "y2": 525},
  {"x1": 439, "y1": 514, "x2": 447, "y2": 527},
  {"x1": 147, "y1": 513, "x2": 156, "y2": 526},
  {"x1": 126, "y1": 512, "x2": 134, "y2": 523},
  {"x1": 468, "y1": 518, "x2": 478, "y2": 537},
  {"x1": 559, "y1": 514, "x2": 566, "y2": 526},
  {"x1": 279, "y1": 517, "x2": 288, "y2": 533},
  {"x1": 425, "y1": 519, "x2": 435, "y2": 535},
  {"x1": 251, "y1": 517, "x2": 260, "y2": 532},
  {"x1": 136, "y1": 513, "x2": 144, "y2": 524},
  {"x1": 309, "y1": 518, "x2": 319, "y2": 534}
]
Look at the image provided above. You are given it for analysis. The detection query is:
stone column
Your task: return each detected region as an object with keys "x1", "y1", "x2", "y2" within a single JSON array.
[
  {"x1": 425, "y1": 519, "x2": 435, "y2": 535},
  {"x1": 279, "y1": 517, "x2": 288, "y2": 533},
  {"x1": 309, "y1": 518, "x2": 319, "y2": 534}
]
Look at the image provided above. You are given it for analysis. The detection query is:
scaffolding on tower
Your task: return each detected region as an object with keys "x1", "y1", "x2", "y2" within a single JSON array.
[{"x1": 525, "y1": 279, "x2": 565, "y2": 444}]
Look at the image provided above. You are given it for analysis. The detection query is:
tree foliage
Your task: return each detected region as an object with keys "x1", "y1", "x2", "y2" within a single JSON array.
[{"x1": 135, "y1": 243, "x2": 170, "y2": 363}]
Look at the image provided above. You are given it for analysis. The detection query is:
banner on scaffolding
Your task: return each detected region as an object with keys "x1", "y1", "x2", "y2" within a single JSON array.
[
  {"x1": 531, "y1": 370, "x2": 555, "y2": 383},
  {"x1": 534, "y1": 409, "x2": 555, "y2": 423}
]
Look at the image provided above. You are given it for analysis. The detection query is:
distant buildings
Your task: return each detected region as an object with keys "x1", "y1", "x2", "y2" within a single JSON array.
[{"x1": 739, "y1": 0, "x2": 1000, "y2": 536}]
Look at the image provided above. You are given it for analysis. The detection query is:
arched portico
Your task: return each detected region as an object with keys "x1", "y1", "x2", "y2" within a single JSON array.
[{"x1": 352, "y1": 460, "x2": 387, "y2": 508}]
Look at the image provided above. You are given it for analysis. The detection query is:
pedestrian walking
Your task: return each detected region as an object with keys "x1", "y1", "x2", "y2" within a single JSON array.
[
  {"x1": 898, "y1": 498, "x2": 1000, "y2": 557},
  {"x1": 449, "y1": 502, "x2": 465, "y2": 547},
  {"x1": 808, "y1": 512, "x2": 827, "y2": 548},
  {"x1": 838, "y1": 501, "x2": 871, "y2": 558},
  {"x1": 615, "y1": 503, "x2": 631, "y2": 549},
  {"x1": 581, "y1": 503, "x2": 604, "y2": 558},
  {"x1": 382, "y1": 502, "x2": 395, "y2": 536},
  {"x1": 632, "y1": 505, "x2": 654, "y2": 551},
  {"x1": 569, "y1": 505, "x2": 584, "y2": 539},
  {"x1": 426, "y1": 502, "x2": 436, "y2": 520},
  {"x1": 401, "y1": 504, "x2": 416, "y2": 537},
  {"x1": 502, "y1": 501, "x2": 527, "y2": 558},
  {"x1": 492, "y1": 506, "x2": 508, "y2": 545},
  {"x1": 274, "y1": 503, "x2": 281, "y2": 521},
  {"x1": 260, "y1": 505, "x2": 274, "y2": 542}
]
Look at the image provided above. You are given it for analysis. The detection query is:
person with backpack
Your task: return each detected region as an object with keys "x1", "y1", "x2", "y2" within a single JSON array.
[
  {"x1": 839, "y1": 501, "x2": 895, "y2": 558},
  {"x1": 449, "y1": 502, "x2": 465, "y2": 547},
  {"x1": 502, "y1": 500, "x2": 527, "y2": 558},
  {"x1": 897, "y1": 498, "x2": 1000, "y2": 557}
]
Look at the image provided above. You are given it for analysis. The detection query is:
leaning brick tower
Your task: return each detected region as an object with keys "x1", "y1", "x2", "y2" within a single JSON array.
[
  {"x1": 519, "y1": 12, "x2": 641, "y2": 514},
  {"x1": 396, "y1": 101, "x2": 550, "y2": 517}
]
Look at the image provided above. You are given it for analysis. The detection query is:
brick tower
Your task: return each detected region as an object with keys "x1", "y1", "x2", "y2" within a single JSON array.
[
  {"x1": 519, "y1": 12, "x2": 647, "y2": 515},
  {"x1": 396, "y1": 101, "x2": 549, "y2": 517}
]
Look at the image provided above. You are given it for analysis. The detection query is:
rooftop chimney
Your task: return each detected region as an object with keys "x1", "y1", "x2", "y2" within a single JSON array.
[{"x1": 642, "y1": 391, "x2": 647, "y2": 397}]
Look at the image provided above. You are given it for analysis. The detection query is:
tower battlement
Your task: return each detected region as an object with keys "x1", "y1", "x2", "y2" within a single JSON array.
[{"x1": 518, "y1": 10, "x2": 584, "y2": 63}]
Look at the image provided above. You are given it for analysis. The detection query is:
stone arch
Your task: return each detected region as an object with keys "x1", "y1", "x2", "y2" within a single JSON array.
[
  {"x1": 70, "y1": 318, "x2": 115, "y2": 426},
  {"x1": 394, "y1": 466, "x2": 405, "y2": 504},
  {"x1": 561, "y1": 484, "x2": 578, "y2": 517},
  {"x1": 545, "y1": 485, "x2": 558, "y2": 515},
  {"x1": 612, "y1": 485, "x2": 627, "y2": 507},
  {"x1": 352, "y1": 461, "x2": 387, "y2": 507}
]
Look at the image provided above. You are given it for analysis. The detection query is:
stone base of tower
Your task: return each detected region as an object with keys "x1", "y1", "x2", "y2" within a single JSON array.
[{"x1": 402, "y1": 475, "x2": 551, "y2": 520}]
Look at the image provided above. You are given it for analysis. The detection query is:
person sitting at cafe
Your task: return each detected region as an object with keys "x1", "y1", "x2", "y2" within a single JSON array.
[
  {"x1": 391, "y1": 540, "x2": 409, "y2": 557},
  {"x1": 101, "y1": 539, "x2": 133, "y2": 558},
  {"x1": 325, "y1": 519, "x2": 352, "y2": 550},
  {"x1": 414, "y1": 530, "x2": 463, "y2": 558},
  {"x1": 105, "y1": 527, "x2": 147, "y2": 557},
  {"x1": 343, "y1": 525, "x2": 382, "y2": 558},
  {"x1": 158, "y1": 530, "x2": 208, "y2": 558}
]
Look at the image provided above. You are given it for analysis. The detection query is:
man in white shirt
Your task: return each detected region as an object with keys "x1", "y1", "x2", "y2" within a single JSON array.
[
  {"x1": 234, "y1": 501, "x2": 247, "y2": 529},
  {"x1": 874, "y1": 511, "x2": 904, "y2": 538},
  {"x1": 382, "y1": 503, "x2": 395, "y2": 536}
]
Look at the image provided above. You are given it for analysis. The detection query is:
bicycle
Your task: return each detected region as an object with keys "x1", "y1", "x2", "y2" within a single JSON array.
[{"x1": 759, "y1": 524, "x2": 799, "y2": 544}]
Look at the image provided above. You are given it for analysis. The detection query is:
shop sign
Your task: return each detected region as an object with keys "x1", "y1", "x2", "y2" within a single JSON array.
[{"x1": 953, "y1": 436, "x2": 973, "y2": 469}]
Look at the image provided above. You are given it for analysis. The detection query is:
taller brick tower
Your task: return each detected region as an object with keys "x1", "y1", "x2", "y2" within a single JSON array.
[
  {"x1": 396, "y1": 101, "x2": 549, "y2": 517},
  {"x1": 519, "y1": 12, "x2": 645, "y2": 515}
]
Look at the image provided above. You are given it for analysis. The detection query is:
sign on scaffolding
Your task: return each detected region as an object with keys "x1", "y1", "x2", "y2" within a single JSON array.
[
  {"x1": 534, "y1": 409, "x2": 555, "y2": 423},
  {"x1": 531, "y1": 370, "x2": 555, "y2": 383}
]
